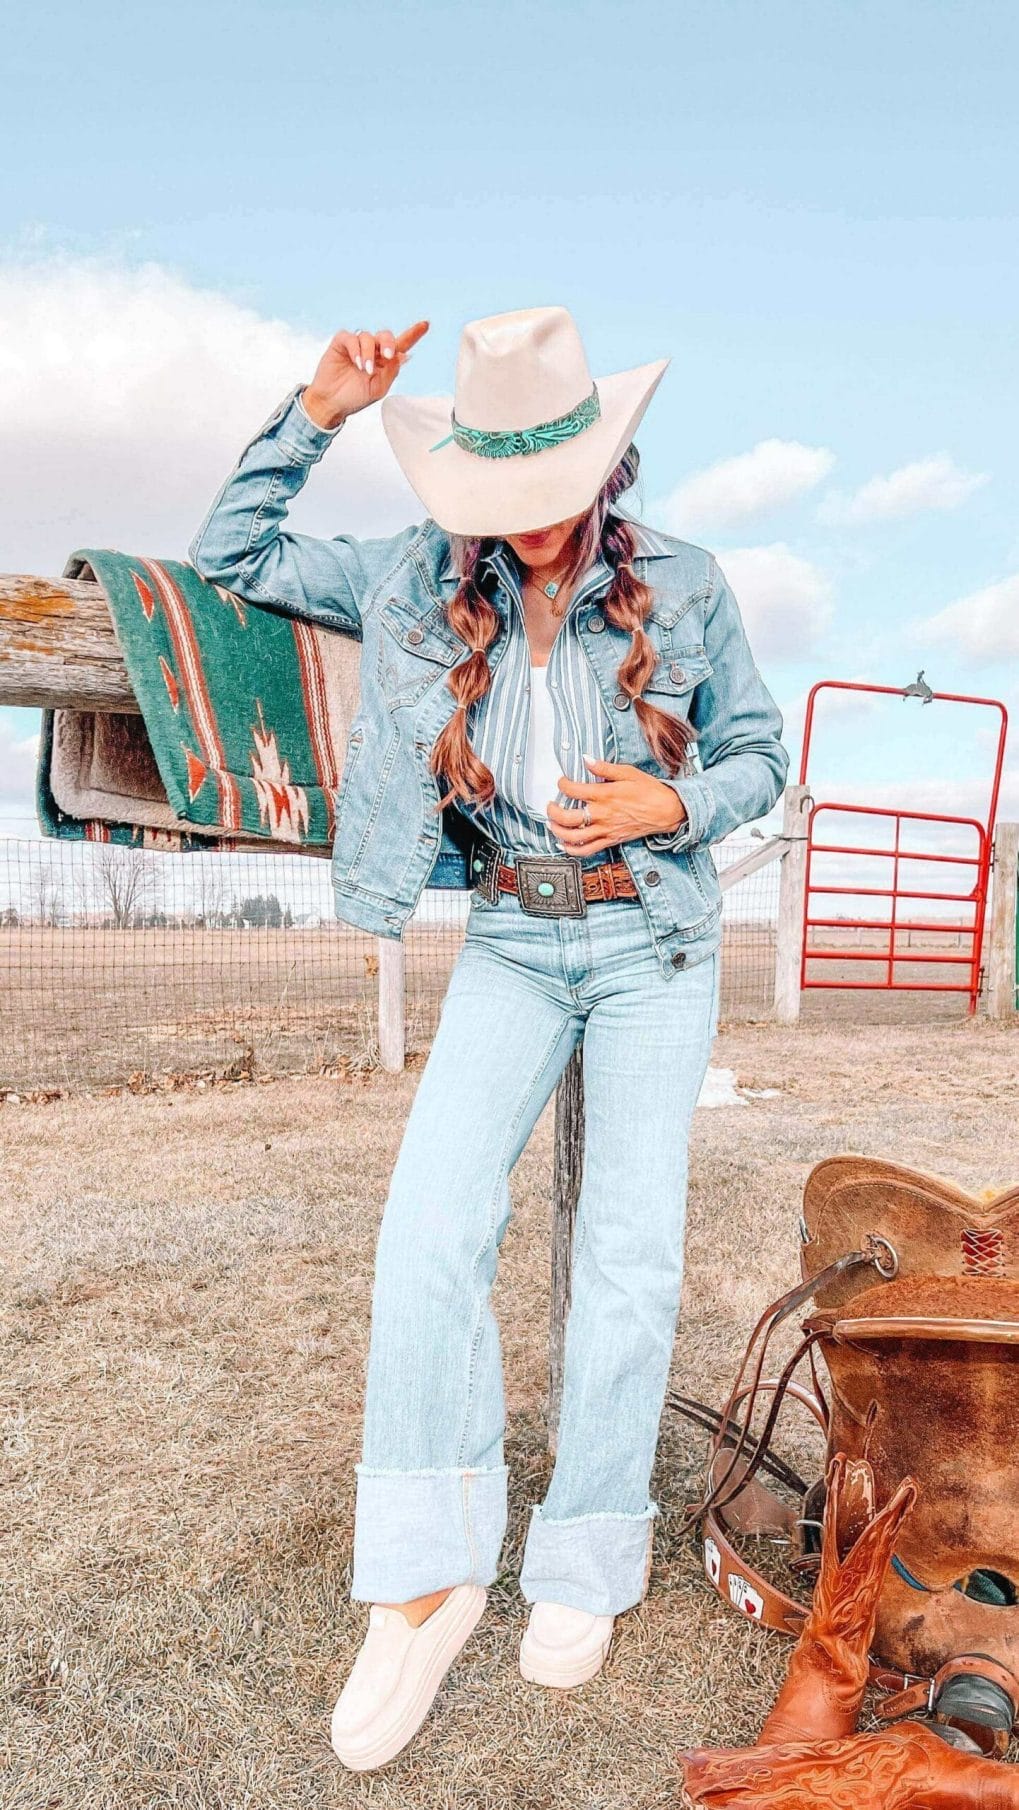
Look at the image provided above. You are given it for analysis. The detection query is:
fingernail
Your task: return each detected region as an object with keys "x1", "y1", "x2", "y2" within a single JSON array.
[
  {"x1": 354, "y1": 356, "x2": 363, "y2": 370},
  {"x1": 365, "y1": 358, "x2": 374, "y2": 374},
  {"x1": 382, "y1": 347, "x2": 394, "y2": 359}
]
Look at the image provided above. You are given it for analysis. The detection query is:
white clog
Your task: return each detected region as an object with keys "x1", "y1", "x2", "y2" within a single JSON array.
[
  {"x1": 518, "y1": 1599, "x2": 615, "y2": 1688},
  {"x1": 330, "y1": 1583, "x2": 487, "y2": 1770}
]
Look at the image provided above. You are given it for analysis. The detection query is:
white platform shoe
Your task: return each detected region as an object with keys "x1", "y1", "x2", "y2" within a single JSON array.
[
  {"x1": 518, "y1": 1600, "x2": 615, "y2": 1688},
  {"x1": 330, "y1": 1584, "x2": 487, "y2": 1771}
]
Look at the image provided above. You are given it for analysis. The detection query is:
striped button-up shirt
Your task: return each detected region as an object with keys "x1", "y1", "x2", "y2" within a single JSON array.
[{"x1": 455, "y1": 539, "x2": 622, "y2": 860}]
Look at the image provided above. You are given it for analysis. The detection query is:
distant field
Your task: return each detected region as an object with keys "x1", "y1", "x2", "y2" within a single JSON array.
[{"x1": 0, "y1": 917, "x2": 986, "y2": 1091}]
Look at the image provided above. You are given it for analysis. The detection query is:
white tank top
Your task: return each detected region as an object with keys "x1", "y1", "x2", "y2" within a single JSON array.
[{"x1": 521, "y1": 663, "x2": 562, "y2": 820}]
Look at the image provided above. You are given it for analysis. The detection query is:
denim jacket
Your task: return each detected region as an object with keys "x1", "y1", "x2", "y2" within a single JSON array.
[{"x1": 188, "y1": 383, "x2": 789, "y2": 978}]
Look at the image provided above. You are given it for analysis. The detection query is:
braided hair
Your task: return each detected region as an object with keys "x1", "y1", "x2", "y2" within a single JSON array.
[{"x1": 430, "y1": 444, "x2": 696, "y2": 813}]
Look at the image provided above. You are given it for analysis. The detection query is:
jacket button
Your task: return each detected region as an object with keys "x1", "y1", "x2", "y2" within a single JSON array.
[
  {"x1": 406, "y1": 626, "x2": 424, "y2": 646},
  {"x1": 589, "y1": 614, "x2": 606, "y2": 632},
  {"x1": 671, "y1": 951, "x2": 686, "y2": 967},
  {"x1": 669, "y1": 663, "x2": 687, "y2": 683},
  {"x1": 645, "y1": 868, "x2": 661, "y2": 886},
  {"x1": 613, "y1": 690, "x2": 630, "y2": 710}
]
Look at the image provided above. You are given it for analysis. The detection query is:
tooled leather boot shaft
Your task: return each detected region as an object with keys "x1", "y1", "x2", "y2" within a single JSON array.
[
  {"x1": 759, "y1": 1456, "x2": 917, "y2": 1745},
  {"x1": 679, "y1": 1723, "x2": 1019, "y2": 1808}
]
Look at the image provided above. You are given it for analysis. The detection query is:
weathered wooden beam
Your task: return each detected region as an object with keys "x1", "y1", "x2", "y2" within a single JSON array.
[
  {"x1": 0, "y1": 574, "x2": 137, "y2": 712},
  {"x1": 987, "y1": 822, "x2": 1019, "y2": 1019},
  {"x1": 773, "y1": 784, "x2": 812, "y2": 1022},
  {"x1": 719, "y1": 832, "x2": 790, "y2": 891}
]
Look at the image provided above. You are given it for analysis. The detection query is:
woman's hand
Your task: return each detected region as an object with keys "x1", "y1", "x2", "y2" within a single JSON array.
[
  {"x1": 301, "y1": 320, "x2": 430, "y2": 429},
  {"x1": 547, "y1": 757, "x2": 687, "y2": 855}
]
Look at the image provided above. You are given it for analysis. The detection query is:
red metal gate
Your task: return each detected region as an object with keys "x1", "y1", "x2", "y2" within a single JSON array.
[{"x1": 799, "y1": 681, "x2": 1009, "y2": 1013}]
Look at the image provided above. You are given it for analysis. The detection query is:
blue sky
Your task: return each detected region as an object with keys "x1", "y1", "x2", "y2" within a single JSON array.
[{"x1": 2, "y1": 0, "x2": 1017, "y2": 862}]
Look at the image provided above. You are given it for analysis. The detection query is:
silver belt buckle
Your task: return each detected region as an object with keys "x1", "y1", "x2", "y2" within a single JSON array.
[
  {"x1": 468, "y1": 836, "x2": 502, "y2": 905},
  {"x1": 515, "y1": 854, "x2": 586, "y2": 918}
]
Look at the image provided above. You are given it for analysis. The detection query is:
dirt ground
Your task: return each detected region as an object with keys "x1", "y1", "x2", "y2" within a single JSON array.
[{"x1": 2, "y1": 1018, "x2": 1017, "y2": 1809}]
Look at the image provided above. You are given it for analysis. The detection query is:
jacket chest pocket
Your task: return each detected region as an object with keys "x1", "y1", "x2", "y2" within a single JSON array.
[
  {"x1": 607, "y1": 644, "x2": 713, "y2": 774},
  {"x1": 378, "y1": 594, "x2": 467, "y2": 709},
  {"x1": 642, "y1": 645, "x2": 713, "y2": 720}
]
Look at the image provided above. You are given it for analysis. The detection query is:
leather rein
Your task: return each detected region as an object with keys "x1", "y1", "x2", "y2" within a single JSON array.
[{"x1": 674, "y1": 1237, "x2": 928, "y2": 1701}]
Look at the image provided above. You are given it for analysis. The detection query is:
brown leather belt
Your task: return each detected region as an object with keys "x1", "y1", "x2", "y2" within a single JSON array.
[{"x1": 468, "y1": 830, "x2": 639, "y2": 917}]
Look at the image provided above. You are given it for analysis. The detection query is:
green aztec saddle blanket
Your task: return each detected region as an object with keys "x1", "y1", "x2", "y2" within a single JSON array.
[{"x1": 38, "y1": 548, "x2": 363, "y2": 856}]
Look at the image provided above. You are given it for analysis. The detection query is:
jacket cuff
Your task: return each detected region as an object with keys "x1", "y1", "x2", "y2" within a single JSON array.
[
  {"x1": 645, "y1": 775, "x2": 711, "y2": 851},
  {"x1": 269, "y1": 384, "x2": 346, "y2": 463}
]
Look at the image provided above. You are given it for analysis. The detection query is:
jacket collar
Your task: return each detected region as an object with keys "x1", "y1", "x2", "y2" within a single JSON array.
[{"x1": 436, "y1": 517, "x2": 675, "y2": 584}]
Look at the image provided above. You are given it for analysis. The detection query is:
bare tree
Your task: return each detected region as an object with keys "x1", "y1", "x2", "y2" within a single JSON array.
[
  {"x1": 31, "y1": 855, "x2": 61, "y2": 927},
  {"x1": 189, "y1": 860, "x2": 227, "y2": 928},
  {"x1": 92, "y1": 844, "x2": 154, "y2": 928}
]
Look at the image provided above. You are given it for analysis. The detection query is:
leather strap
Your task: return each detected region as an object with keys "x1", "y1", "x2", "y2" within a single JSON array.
[
  {"x1": 496, "y1": 858, "x2": 639, "y2": 902},
  {"x1": 877, "y1": 1653, "x2": 1019, "y2": 1721},
  {"x1": 699, "y1": 1502, "x2": 924, "y2": 1697},
  {"x1": 876, "y1": 1653, "x2": 1019, "y2": 1758},
  {"x1": 688, "y1": 1246, "x2": 893, "y2": 1528}
]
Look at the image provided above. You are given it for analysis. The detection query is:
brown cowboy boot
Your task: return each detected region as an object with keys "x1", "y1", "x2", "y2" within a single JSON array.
[
  {"x1": 680, "y1": 1722, "x2": 1019, "y2": 1808},
  {"x1": 757, "y1": 1454, "x2": 917, "y2": 1746}
]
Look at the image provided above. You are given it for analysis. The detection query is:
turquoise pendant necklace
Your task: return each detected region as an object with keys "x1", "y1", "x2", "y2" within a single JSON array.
[{"x1": 530, "y1": 573, "x2": 568, "y2": 618}]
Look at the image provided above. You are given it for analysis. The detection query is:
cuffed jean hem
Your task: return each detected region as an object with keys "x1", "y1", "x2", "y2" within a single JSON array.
[
  {"x1": 349, "y1": 1463, "x2": 509, "y2": 1602},
  {"x1": 517, "y1": 1500, "x2": 660, "y2": 1616}
]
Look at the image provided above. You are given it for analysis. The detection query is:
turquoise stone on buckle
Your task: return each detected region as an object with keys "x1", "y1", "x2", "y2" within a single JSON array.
[{"x1": 428, "y1": 383, "x2": 601, "y2": 456}]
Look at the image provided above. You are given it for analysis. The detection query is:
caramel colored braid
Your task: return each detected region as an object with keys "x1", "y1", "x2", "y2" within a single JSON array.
[{"x1": 430, "y1": 444, "x2": 696, "y2": 812}]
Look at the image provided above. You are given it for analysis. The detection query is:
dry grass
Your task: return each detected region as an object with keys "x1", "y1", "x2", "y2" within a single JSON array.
[{"x1": 2, "y1": 1018, "x2": 1017, "y2": 1808}]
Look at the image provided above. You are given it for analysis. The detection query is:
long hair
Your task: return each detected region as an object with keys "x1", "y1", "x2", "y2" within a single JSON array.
[{"x1": 429, "y1": 442, "x2": 696, "y2": 812}]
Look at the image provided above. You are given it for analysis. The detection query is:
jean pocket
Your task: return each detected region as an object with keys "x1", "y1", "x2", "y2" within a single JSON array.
[{"x1": 465, "y1": 894, "x2": 501, "y2": 934}]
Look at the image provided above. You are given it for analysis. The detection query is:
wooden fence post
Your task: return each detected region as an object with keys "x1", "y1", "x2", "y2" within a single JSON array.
[
  {"x1": 773, "y1": 784, "x2": 812, "y2": 1023},
  {"x1": 377, "y1": 936, "x2": 406, "y2": 1071},
  {"x1": 547, "y1": 1043, "x2": 584, "y2": 1454},
  {"x1": 987, "y1": 822, "x2": 1019, "y2": 1020}
]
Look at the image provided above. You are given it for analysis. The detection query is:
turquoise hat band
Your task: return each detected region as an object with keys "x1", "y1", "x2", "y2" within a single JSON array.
[{"x1": 428, "y1": 383, "x2": 601, "y2": 457}]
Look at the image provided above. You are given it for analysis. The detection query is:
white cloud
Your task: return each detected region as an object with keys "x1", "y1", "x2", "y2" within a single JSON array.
[
  {"x1": 912, "y1": 574, "x2": 1019, "y2": 662},
  {"x1": 658, "y1": 439, "x2": 835, "y2": 534},
  {"x1": 777, "y1": 677, "x2": 882, "y2": 757},
  {"x1": 0, "y1": 252, "x2": 419, "y2": 576},
  {"x1": 821, "y1": 455, "x2": 988, "y2": 525},
  {"x1": 0, "y1": 711, "x2": 40, "y2": 832},
  {"x1": 715, "y1": 543, "x2": 834, "y2": 659}
]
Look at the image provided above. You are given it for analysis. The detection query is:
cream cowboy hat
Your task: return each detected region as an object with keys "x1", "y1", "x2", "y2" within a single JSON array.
[{"x1": 380, "y1": 304, "x2": 670, "y2": 538}]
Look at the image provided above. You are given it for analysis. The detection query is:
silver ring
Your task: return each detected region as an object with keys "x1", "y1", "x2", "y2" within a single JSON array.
[{"x1": 582, "y1": 804, "x2": 592, "y2": 828}]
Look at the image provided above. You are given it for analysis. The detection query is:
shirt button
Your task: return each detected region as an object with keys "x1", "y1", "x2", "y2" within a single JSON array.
[
  {"x1": 645, "y1": 868, "x2": 661, "y2": 886},
  {"x1": 671, "y1": 951, "x2": 686, "y2": 968},
  {"x1": 613, "y1": 690, "x2": 630, "y2": 710},
  {"x1": 669, "y1": 662, "x2": 687, "y2": 683},
  {"x1": 406, "y1": 626, "x2": 424, "y2": 646},
  {"x1": 589, "y1": 614, "x2": 606, "y2": 633}
]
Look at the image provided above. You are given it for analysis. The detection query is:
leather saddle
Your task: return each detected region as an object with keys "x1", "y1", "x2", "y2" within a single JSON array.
[{"x1": 682, "y1": 1155, "x2": 1019, "y2": 1697}]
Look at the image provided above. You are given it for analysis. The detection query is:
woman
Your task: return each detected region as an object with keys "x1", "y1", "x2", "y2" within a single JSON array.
[{"x1": 188, "y1": 305, "x2": 789, "y2": 1771}]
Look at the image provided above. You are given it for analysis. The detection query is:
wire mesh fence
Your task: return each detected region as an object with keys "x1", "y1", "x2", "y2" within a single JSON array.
[
  {"x1": 0, "y1": 833, "x2": 785, "y2": 1090},
  {"x1": 3, "y1": 829, "x2": 996, "y2": 1090}
]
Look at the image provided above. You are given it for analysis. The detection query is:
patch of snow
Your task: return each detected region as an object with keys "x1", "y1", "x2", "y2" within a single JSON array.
[{"x1": 696, "y1": 1065, "x2": 782, "y2": 1109}]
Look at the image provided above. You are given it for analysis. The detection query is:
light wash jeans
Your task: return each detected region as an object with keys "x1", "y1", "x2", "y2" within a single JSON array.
[{"x1": 350, "y1": 884, "x2": 721, "y2": 1616}]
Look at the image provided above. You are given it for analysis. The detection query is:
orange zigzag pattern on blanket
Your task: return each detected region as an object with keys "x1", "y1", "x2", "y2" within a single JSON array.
[
  {"x1": 292, "y1": 621, "x2": 337, "y2": 838},
  {"x1": 137, "y1": 558, "x2": 241, "y2": 831},
  {"x1": 133, "y1": 571, "x2": 156, "y2": 621}
]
